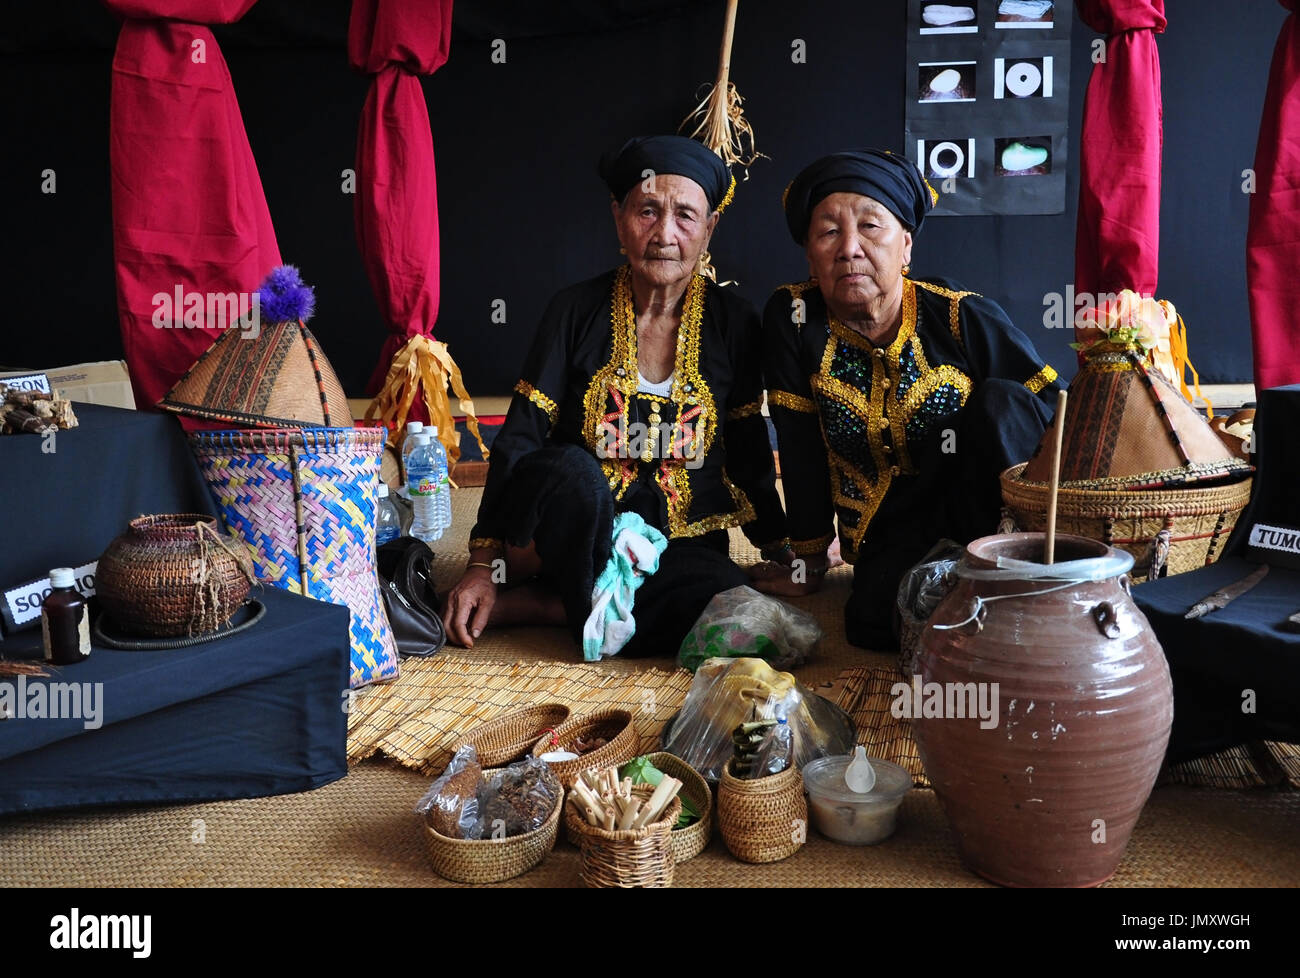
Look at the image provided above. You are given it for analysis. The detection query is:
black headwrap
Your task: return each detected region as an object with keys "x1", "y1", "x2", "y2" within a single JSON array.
[
  {"x1": 782, "y1": 149, "x2": 938, "y2": 243},
  {"x1": 599, "y1": 135, "x2": 735, "y2": 213}
]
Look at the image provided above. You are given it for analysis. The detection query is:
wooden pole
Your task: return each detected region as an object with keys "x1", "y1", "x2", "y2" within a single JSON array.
[{"x1": 1044, "y1": 389, "x2": 1068, "y2": 564}]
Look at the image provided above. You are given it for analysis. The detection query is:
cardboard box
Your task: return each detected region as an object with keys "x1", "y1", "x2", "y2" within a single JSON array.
[{"x1": 0, "y1": 361, "x2": 135, "y2": 410}]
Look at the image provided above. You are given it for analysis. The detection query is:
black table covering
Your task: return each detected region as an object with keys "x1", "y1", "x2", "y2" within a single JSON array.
[
  {"x1": 1133, "y1": 384, "x2": 1300, "y2": 763},
  {"x1": 0, "y1": 588, "x2": 349, "y2": 814},
  {"x1": 0, "y1": 403, "x2": 216, "y2": 588}
]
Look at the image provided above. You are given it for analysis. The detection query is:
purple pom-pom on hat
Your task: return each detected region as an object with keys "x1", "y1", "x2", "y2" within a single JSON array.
[{"x1": 256, "y1": 264, "x2": 316, "y2": 324}]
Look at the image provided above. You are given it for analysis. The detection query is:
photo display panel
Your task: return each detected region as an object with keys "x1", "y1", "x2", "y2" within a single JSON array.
[{"x1": 906, "y1": 0, "x2": 1072, "y2": 216}]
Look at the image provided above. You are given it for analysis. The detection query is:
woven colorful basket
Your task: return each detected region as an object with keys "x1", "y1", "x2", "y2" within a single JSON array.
[{"x1": 189, "y1": 427, "x2": 399, "y2": 687}]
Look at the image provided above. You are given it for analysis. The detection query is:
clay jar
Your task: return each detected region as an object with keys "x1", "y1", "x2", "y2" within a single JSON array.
[{"x1": 913, "y1": 532, "x2": 1172, "y2": 887}]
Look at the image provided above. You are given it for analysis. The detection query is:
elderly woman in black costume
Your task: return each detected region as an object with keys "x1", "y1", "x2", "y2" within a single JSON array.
[
  {"x1": 754, "y1": 149, "x2": 1062, "y2": 648},
  {"x1": 444, "y1": 136, "x2": 786, "y2": 653}
]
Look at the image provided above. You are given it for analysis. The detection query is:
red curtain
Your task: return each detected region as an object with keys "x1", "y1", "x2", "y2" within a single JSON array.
[
  {"x1": 350, "y1": 0, "x2": 485, "y2": 461},
  {"x1": 1248, "y1": 0, "x2": 1300, "y2": 391},
  {"x1": 1074, "y1": 0, "x2": 1166, "y2": 319},
  {"x1": 105, "y1": 0, "x2": 280, "y2": 410}
]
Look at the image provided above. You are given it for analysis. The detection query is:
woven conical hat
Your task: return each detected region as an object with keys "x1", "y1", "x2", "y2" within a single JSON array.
[
  {"x1": 158, "y1": 320, "x2": 353, "y2": 428},
  {"x1": 1021, "y1": 347, "x2": 1251, "y2": 489}
]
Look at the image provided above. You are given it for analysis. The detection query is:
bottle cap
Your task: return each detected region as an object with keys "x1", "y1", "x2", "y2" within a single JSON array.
[
  {"x1": 49, "y1": 567, "x2": 75, "y2": 588},
  {"x1": 428, "y1": 425, "x2": 439, "y2": 437},
  {"x1": 405, "y1": 421, "x2": 423, "y2": 435},
  {"x1": 413, "y1": 433, "x2": 431, "y2": 446},
  {"x1": 378, "y1": 483, "x2": 390, "y2": 497}
]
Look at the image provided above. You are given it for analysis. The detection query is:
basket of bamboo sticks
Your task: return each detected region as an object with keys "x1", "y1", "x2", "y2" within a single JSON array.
[
  {"x1": 717, "y1": 761, "x2": 807, "y2": 864},
  {"x1": 567, "y1": 771, "x2": 683, "y2": 888},
  {"x1": 531, "y1": 709, "x2": 638, "y2": 787},
  {"x1": 561, "y1": 754, "x2": 711, "y2": 862},
  {"x1": 462, "y1": 703, "x2": 571, "y2": 768}
]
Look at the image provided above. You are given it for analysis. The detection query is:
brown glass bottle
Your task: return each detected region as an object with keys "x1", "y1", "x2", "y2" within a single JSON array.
[{"x1": 41, "y1": 567, "x2": 91, "y2": 664}]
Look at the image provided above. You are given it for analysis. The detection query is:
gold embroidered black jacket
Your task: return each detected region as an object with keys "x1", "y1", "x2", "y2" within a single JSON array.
[
  {"x1": 762, "y1": 276, "x2": 1060, "y2": 564},
  {"x1": 470, "y1": 266, "x2": 786, "y2": 549}
]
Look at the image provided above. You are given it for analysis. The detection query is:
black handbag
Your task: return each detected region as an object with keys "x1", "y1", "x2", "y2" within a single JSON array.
[{"x1": 376, "y1": 537, "x2": 446, "y2": 657}]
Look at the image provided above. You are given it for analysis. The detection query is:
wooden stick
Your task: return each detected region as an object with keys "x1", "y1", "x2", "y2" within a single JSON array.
[
  {"x1": 617, "y1": 798, "x2": 642, "y2": 831},
  {"x1": 634, "y1": 777, "x2": 682, "y2": 830},
  {"x1": 290, "y1": 444, "x2": 311, "y2": 593},
  {"x1": 716, "y1": 0, "x2": 739, "y2": 87},
  {"x1": 1044, "y1": 389, "x2": 1068, "y2": 564}
]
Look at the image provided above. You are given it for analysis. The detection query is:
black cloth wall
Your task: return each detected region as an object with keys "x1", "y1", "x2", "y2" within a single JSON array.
[{"x1": 0, "y1": 0, "x2": 1285, "y2": 396}]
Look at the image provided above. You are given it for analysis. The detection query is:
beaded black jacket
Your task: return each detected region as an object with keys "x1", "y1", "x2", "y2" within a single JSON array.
[
  {"x1": 763, "y1": 276, "x2": 1061, "y2": 564},
  {"x1": 470, "y1": 266, "x2": 786, "y2": 551}
]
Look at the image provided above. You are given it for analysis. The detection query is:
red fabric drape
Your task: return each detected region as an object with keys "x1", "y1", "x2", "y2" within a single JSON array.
[
  {"x1": 351, "y1": 0, "x2": 447, "y2": 414},
  {"x1": 105, "y1": 0, "x2": 280, "y2": 410},
  {"x1": 1247, "y1": 0, "x2": 1300, "y2": 391},
  {"x1": 1074, "y1": 0, "x2": 1166, "y2": 311}
]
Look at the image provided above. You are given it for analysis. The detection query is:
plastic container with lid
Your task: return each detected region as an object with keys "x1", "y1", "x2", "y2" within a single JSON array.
[{"x1": 802, "y1": 753, "x2": 911, "y2": 845}]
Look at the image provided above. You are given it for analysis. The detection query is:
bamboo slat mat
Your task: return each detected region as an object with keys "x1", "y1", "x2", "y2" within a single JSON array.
[
  {"x1": 823, "y1": 666, "x2": 930, "y2": 788},
  {"x1": 347, "y1": 654, "x2": 694, "y2": 774}
]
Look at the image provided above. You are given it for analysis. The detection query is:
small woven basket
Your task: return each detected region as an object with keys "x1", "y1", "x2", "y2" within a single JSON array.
[
  {"x1": 564, "y1": 752, "x2": 714, "y2": 861},
  {"x1": 717, "y1": 762, "x2": 808, "y2": 864},
  {"x1": 571, "y1": 784, "x2": 682, "y2": 888},
  {"x1": 531, "y1": 709, "x2": 638, "y2": 787},
  {"x1": 423, "y1": 777, "x2": 562, "y2": 884},
  {"x1": 1001, "y1": 463, "x2": 1252, "y2": 583},
  {"x1": 462, "y1": 703, "x2": 572, "y2": 768},
  {"x1": 96, "y1": 514, "x2": 254, "y2": 637}
]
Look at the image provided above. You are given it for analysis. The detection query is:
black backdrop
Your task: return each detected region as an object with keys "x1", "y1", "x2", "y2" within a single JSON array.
[{"x1": 0, "y1": 0, "x2": 1285, "y2": 396}]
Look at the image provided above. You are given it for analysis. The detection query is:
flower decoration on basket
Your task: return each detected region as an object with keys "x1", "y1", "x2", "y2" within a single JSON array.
[{"x1": 1072, "y1": 289, "x2": 1211, "y2": 416}]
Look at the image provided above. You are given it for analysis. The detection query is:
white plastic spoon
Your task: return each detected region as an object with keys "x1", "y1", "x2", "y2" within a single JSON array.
[{"x1": 844, "y1": 745, "x2": 876, "y2": 793}]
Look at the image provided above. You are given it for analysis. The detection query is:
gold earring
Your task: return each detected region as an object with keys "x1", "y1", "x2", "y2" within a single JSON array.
[
  {"x1": 620, "y1": 246, "x2": 627, "y2": 255},
  {"x1": 902, "y1": 264, "x2": 911, "y2": 275}
]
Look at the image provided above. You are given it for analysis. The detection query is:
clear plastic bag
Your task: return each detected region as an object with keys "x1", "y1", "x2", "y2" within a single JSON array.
[
  {"x1": 415, "y1": 744, "x2": 482, "y2": 839},
  {"x1": 662, "y1": 657, "x2": 854, "y2": 782},
  {"x1": 471, "y1": 756, "x2": 561, "y2": 840},
  {"x1": 677, "y1": 585, "x2": 822, "y2": 673},
  {"x1": 896, "y1": 540, "x2": 964, "y2": 675}
]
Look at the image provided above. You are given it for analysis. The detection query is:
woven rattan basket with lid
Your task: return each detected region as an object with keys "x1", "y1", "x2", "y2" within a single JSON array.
[
  {"x1": 531, "y1": 709, "x2": 638, "y2": 787},
  {"x1": 570, "y1": 784, "x2": 682, "y2": 888},
  {"x1": 95, "y1": 514, "x2": 254, "y2": 637},
  {"x1": 462, "y1": 703, "x2": 571, "y2": 768},
  {"x1": 717, "y1": 762, "x2": 808, "y2": 864}
]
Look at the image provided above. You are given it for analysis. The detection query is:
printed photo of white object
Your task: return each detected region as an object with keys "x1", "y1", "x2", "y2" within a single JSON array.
[
  {"x1": 919, "y1": 3, "x2": 977, "y2": 34},
  {"x1": 996, "y1": 0, "x2": 1055, "y2": 29}
]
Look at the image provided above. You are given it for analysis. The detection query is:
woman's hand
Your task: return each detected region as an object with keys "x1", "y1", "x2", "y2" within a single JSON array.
[{"x1": 443, "y1": 565, "x2": 498, "y2": 648}]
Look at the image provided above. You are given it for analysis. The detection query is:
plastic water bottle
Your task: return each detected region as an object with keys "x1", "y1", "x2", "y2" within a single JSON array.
[
  {"x1": 406, "y1": 433, "x2": 442, "y2": 543},
  {"x1": 375, "y1": 482, "x2": 401, "y2": 547},
  {"x1": 401, "y1": 421, "x2": 424, "y2": 485},
  {"x1": 426, "y1": 425, "x2": 453, "y2": 531}
]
